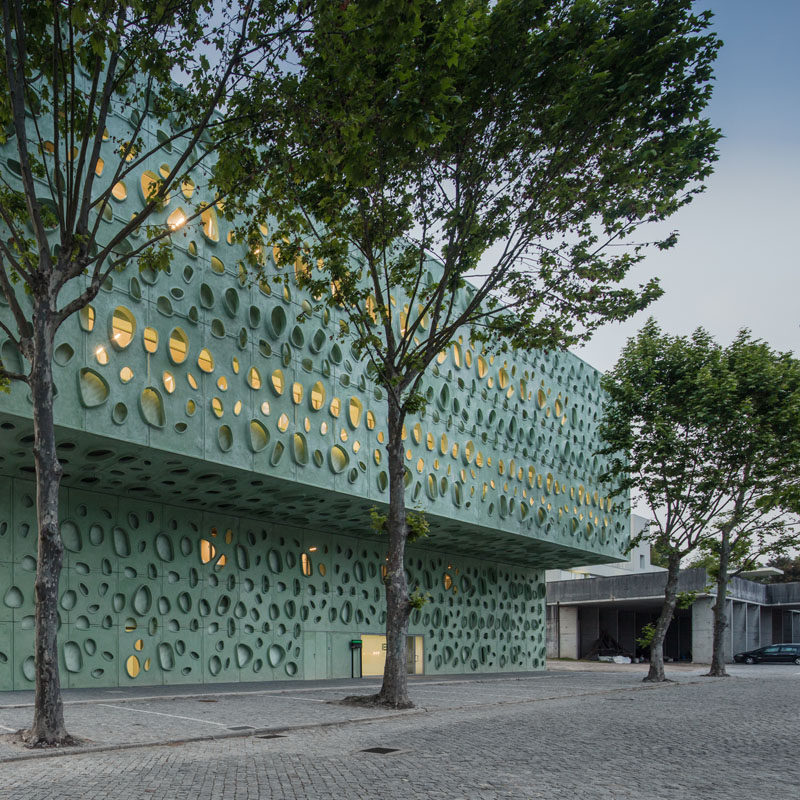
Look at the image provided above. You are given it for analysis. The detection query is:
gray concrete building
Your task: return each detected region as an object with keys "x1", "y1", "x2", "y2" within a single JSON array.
[{"x1": 547, "y1": 567, "x2": 800, "y2": 663}]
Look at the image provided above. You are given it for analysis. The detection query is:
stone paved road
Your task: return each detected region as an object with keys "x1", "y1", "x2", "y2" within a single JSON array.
[{"x1": 2, "y1": 665, "x2": 798, "y2": 799}]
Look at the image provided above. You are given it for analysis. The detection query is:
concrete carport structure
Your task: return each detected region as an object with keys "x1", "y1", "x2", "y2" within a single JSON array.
[{"x1": 547, "y1": 567, "x2": 800, "y2": 663}]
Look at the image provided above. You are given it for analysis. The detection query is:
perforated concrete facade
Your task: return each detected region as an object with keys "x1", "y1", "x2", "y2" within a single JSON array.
[{"x1": 0, "y1": 96, "x2": 627, "y2": 689}]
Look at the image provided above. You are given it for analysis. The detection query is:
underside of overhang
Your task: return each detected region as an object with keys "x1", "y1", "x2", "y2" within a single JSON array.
[{"x1": 0, "y1": 411, "x2": 623, "y2": 570}]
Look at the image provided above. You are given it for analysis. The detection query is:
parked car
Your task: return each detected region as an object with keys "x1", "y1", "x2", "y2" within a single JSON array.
[{"x1": 733, "y1": 644, "x2": 800, "y2": 665}]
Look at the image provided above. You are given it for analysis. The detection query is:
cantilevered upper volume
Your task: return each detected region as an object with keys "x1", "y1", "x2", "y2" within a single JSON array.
[{"x1": 0, "y1": 94, "x2": 627, "y2": 690}]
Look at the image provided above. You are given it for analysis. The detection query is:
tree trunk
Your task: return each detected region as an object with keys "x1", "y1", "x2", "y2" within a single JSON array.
[
  {"x1": 375, "y1": 397, "x2": 412, "y2": 708},
  {"x1": 644, "y1": 551, "x2": 681, "y2": 682},
  {"x1": 23, "y1": 309, "x2": 72, "y2": 746},
  {"x1": 706, "y1": 527, "x2": 731, "y2": 677}
]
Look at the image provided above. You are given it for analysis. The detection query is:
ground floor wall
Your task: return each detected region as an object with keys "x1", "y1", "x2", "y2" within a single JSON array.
[{"x1": 0, "y1": 476, "x2": 547, "y2": 691}]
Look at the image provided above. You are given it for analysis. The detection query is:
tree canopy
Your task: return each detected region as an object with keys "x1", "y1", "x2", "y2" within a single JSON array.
[
  {"x1": 218, "y1": 0, "x2": 722, "y2": 705},
  {"x1": 0, "y1": 0, "x2": 304, "y2": 745}
]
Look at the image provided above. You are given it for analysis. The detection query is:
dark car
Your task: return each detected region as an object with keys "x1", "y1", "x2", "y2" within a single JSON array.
[{"x1": 733, "y1": 644, "x2": 800, "y2": 665}]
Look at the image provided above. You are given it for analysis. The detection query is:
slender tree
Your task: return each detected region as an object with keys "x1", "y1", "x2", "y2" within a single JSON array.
[
  {"x1": 0, "y1": 0, "x2": 301, "y2": 746},
  {"x1": 600, "y1": 321, "x2": 731, "y2": 680},
  {"x1": 224, "y1": 0, "x2": 721, "y2": 706}
]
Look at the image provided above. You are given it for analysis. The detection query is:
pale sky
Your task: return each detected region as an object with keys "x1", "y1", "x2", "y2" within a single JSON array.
[{"x1": 574, "y1": 0, "x2": 800, "y2": 373}]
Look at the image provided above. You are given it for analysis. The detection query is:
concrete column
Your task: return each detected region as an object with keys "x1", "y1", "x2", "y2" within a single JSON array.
[
  {"x1": 691, "y1": 597, "x2": 714, "y2": 664},
  {"x1": 746, "y1": 604, "x2": 760, "y2": 651},
  {"x1": 731, "y1": 601, "x2": 746, "y2": 659},
  {"x1": 559, "y1": 606, "x2": 579, "y2": 659}
]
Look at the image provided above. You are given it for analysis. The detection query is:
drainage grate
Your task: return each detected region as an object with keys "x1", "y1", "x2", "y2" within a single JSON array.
[
  {"x1": 361, "y1": 747, "x2": 400, "y2": 754},
  {"x1": 256, "y1": 734, "x2": 287, "y2": 740},
  {"x1": 228, "y1": 726, "x2": 255, "y2": 731}
]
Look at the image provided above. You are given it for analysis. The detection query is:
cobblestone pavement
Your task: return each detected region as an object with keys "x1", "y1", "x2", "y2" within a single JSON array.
[{"x1": 1, "y1": 664, "x2": 798, "y2": 799}]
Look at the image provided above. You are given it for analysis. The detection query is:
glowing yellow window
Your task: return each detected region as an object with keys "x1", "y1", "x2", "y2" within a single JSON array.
[
  {"x1": 140, "y1": 170, "x2": 162, "y2": 203},
  {"x1": 330, "y1": 397, "x2": 341, "y2": 418},
  {"x1": 277, "y1": 413, "x2": 290, "y2": 432},
  {"x1": 234, "y1": 401, "x2": 242, "y2": 415},
  {"x1": 437, "y1": 350, "x2": 447, "y2": 364},
  {"x1": 119, "y1": 366, "x2": 134, "y2": 383},
  {"x1": 247, "y1": 367, "x2": 262, "y2": 390},
  {"x1": 181, "y1": 178, "x2": 195, "y2": 199},
  {"x1": 111, "y1": 306, "x2": 136, "y2": 349},
  {"x1": 163, "y1": 372, "x2": 176, "y2": 393},
  {"x1": 200, "y1": 205, "x2": 219, "y2": 243},
  {"x1": 211, "y1": 256, "x2": 224, "y2": 274},
  {"x1": 292, "y1": 382, "x2": 303, "y2": 404},
  {"x1": 498, "y1": 367, "x2": 509, "y2": 389},
  {"x1": 537, "y1": 389, "x2": 547, "y2": 409},
  {"x1": 111, "y1": 181, "x2": 127, "y2": 201},
  {"x1": 301, "y1": 553, "x2": 312, "y2": 577},
  {"x1": 261, "y1": 401, "x2": 270, "y2": 415},
  {"x1": 212, "y1": 397, "x2": 223, "y2": 418},
  {"x1": 167, "y1": 207, "x2": 187, "y2": 231},
  {"x1": 143, "y1": 327, "x2": 158, "y2": 354},
  {"x1": 366, "y1": 410, "x2": 376, "y2": 430},
  {"x1": 95, "y1": 157, "x2": 104, "y2": 176},
  {"x1": 79, "y1": 305, "x2": 95, "y2": 332},
  {"x1": 126, "y1": 655, "x2": 140, "y2": 678},
  {"x1": 349, "y1": 398, "x2": 363, "y2": 428},
  {"x1": 187, "y1": 372, "x2": 198, "y2": 390},
  {"x1": 198, "y1": 348, "x2": 214, "y2": 373},
  {"x1": 310, "y1": 381, "x2": 325, "y2": 411},
  {"x1": 165, "y1": 328, "x2": 189, "y2": 364},
  {"x1": 186, "y1": 399, "x2": 196, "y2": 416},
  {"x1": 231, "y1": 357, "x2": 240, "y2": 374},
  {"x1": 200, "y1": 539, "x2": 216, "y2": 563},
  {"x1": 120, "y1": 141, "x2": 137, "y2": 161},
  {"x1": 217, "y1": 376, "x2": 228, "y2": 391},
  {"x1": 271, "y1": 369, "x2": 285, "y2": 395},
  {"x1": 426, "y1": 433, "x2": 435, "y2": 451},
  {"x1": 412, "y1": 423, "x2": 421, "y2": 444},
  {"x1": 320, "y1": 421, "x2": 328, "y2": 435},
  {"x1": 477, "y1": 356, "x2": 488, "y2": 378}
]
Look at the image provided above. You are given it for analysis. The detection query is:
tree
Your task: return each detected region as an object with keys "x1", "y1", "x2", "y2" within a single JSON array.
[
  {"x1": 224, "y1": 0, "x2": 721, "y2": 706},
  {"x1": 0, "y1": 0, "x2": 301, "y2": 746},
  {"x1": 600, "y1": 322, "x2": 800, "y2": 682},
  {"x1": 694, "y1": 335, "x2": 800, "y2": 677},
  {"x1": 764, "y1": 554, "x2": 800, "y2": 583}
]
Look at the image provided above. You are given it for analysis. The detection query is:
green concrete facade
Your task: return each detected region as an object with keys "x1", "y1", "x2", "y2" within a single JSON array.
[
  {"x1": 0, "y1": 474, "x2": 547, "y2": 690},
  {"x1": 0, "y1": 98, "x2": 627, "y2": 690}
]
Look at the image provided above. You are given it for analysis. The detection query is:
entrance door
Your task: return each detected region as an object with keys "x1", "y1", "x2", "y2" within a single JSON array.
[{"x1": 360, "y1": 634, "x2": 424, "y2": 676}]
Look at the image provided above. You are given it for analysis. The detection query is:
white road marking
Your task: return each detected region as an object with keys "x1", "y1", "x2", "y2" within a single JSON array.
[
  {"x1": 267, "y1": 695, "x2": 328, "y2": 703},
  {"x1": 97, "y1": 703, "x2": 229, "y2": 727},
  {"x1": 0, "y1": 722, "x2": 17, "y2": 731}
]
